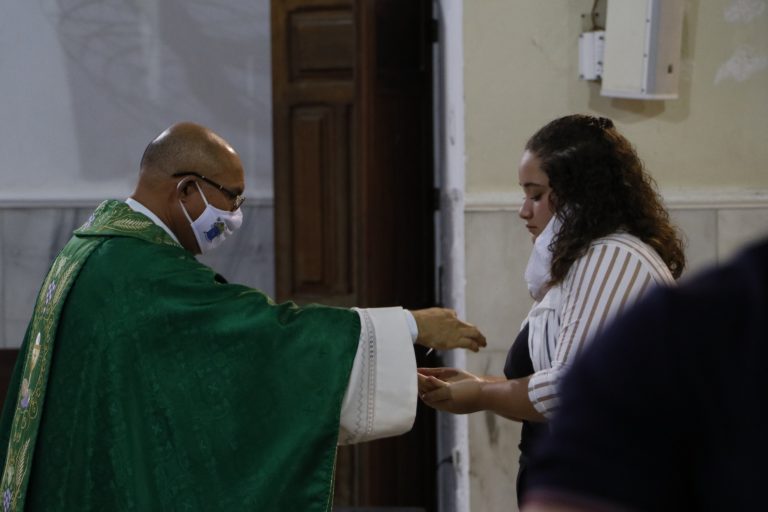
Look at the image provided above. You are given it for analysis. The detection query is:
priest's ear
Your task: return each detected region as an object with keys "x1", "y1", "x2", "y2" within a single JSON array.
[{"x1": 175, "y1": 177, "x2": 197, "y2": 204}]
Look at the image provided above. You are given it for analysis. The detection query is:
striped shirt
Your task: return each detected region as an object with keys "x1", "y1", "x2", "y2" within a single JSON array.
[{"x1": 527, "y1": 232, "x2": 676, "y2": 418}]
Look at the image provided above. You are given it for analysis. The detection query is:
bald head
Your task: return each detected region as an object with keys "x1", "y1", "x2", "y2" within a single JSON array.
[
  {"x1": 139, "y1": 122, "x2": 241, "y2": 181},
  {"x1": 130, "y1": 122, "x2": 246, "y2": 253}
]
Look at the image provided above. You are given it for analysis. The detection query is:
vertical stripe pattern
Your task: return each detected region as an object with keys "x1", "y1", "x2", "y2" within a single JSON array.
[{"x1": 527, "y1": 233, "x2": 675, "y2": 418}]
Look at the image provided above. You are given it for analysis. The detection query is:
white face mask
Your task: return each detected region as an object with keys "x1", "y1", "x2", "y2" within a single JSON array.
[
  {"x1": 524, "y1": 214, "x2": 562, "y2": 301},
  {"x1": 179, "y1": 181, "x2": 243, "y2": 253}
]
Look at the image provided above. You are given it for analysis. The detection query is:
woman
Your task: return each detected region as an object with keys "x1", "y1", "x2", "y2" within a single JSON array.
[{"x1": 418, "y1": 114, "x2": 686, "y2": 502}]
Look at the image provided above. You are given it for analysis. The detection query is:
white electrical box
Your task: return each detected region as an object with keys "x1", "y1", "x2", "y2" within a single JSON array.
[
  {"x1": 600, "y1": 0, "x2": 685, "y2": 100},
  {"x1": 579, "y1": 30, "x2": 605, "y2": 81}
]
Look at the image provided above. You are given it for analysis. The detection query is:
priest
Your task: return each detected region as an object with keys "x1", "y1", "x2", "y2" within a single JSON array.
[{"x1": 0, "y1": 122, "x2": 485, "y2": 511}]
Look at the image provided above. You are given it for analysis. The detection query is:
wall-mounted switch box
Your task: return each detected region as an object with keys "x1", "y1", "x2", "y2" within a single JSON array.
[{"x1": 579, "y1": 30, "x2": 605, "y2": 81}]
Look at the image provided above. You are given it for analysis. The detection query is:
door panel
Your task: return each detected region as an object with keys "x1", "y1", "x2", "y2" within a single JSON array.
[
  {"x1": 272, "y1": 0, "x2": 436, "y2": 508},
  {"x1": 273, "y1": 0, "x2": 357, "y2": 307},
  {"x1": 290, "y1": 104, "x2": 353, "y2": 298},
  {"x1": 289, "y1": 8, "x2": 355, "y2": 81}
]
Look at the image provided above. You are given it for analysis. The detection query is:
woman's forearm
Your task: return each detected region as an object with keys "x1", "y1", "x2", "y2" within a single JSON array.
[{"x1": 479, "y1": 376, "x2": 546, "y2": 422}]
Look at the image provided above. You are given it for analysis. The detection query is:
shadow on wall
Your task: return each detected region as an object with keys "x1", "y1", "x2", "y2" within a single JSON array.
[{"x1": 42, "y1": 0, "x2": 272, "y2": 187}]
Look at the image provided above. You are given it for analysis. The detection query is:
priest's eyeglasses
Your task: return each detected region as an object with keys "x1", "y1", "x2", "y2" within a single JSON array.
[{"x1": 173, "y1": 172, "x2": 245, "y2": 210}]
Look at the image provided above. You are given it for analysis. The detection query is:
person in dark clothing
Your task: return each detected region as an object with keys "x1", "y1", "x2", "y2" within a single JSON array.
[{"x1": 523, "y1": 237, "x2": 768, "y2": 512}]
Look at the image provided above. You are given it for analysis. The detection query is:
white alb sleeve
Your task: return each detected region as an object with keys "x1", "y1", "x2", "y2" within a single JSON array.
[{"x1": 338, "y1": 307, "x2": 417, "y2": 445}]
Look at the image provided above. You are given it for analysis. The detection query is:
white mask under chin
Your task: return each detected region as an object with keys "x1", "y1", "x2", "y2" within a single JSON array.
[
  {"x1": 180, "y1": 182, "x2": 243, "y2": 253},
  {"x1": 524, "y1": 215, "x2": 562, "y2": 301}
]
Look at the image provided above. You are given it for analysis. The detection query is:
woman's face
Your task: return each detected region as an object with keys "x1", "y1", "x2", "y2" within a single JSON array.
[{"x1": 518, "y1": 150, "x2": 555, "y2": 242}]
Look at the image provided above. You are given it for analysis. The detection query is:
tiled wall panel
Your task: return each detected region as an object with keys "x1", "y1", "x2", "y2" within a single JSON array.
[
  {"x1": 1, "y1": 205, "x2": 274, "y2": 348},
  {"x1": 465, "y1": 205, "x2": 768, "y2": 511}
]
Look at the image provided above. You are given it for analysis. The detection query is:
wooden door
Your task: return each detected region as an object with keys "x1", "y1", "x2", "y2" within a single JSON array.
[{"x1": 272, "y1": 0, "x2": 436, "y2": 509}]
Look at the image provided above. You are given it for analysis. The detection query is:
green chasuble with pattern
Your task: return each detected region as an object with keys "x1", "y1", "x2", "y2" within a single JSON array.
[{"x1": 0, "y1": 200, "x2": 361, "y2": 511}]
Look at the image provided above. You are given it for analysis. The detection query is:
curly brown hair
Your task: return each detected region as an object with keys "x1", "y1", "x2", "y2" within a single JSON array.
[{"x1": 525, "y1": 114, "x2": 685, "y2": 284}]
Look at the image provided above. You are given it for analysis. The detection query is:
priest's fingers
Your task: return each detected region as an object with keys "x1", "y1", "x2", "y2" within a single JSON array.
[
  {"x1": 436, "y1": 323, "x2": 486, "y2": 352},
  {"x1": 463, "y1": 338, "x2": 480, "y2": 352},
  {"x1": 411, "y1": 308, "x2": 485, "y2": 351},
  {"x1": 461, "y1": 325, "x2": 487, "y2": 349},
  {"x1": 452, "y1": 336, "x2": 483, "y2": 352},
  {"x1": 439, "y1": 335, "x2": 480, "y2": 352}
]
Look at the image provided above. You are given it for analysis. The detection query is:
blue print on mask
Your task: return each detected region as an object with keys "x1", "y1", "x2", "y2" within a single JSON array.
[{"x1": 205, "y1": 220, "x2": 226, "y2": 241}]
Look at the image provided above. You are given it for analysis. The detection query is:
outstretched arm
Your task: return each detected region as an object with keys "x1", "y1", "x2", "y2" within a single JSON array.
[{"x1": 338, "y1": 308, "x2": 487, "y2": 446}]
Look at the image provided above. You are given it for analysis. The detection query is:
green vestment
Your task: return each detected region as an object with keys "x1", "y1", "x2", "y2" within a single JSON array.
[{"x1": 0, "y1": 200, "x2": 360, "y2": 511}]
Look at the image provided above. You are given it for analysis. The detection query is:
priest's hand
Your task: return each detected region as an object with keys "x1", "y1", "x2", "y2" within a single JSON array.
[
  {"x1": 417, "y1": 367, "x2": 484, "y2": 414},
  {"x1": 410, "y1": 308, "x2": 486, "y2": 352}
]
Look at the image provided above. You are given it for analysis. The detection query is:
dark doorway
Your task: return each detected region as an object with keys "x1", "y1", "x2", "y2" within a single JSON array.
[{"x1": 271, "y1": 0, "x2": 437, "y2": 509}]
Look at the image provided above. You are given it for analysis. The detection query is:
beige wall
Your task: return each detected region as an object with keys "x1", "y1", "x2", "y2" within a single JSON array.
[
  {"x1": 464, "y1": 0, "x2": 768, "y2": 196},
  {"x1": 461, "y1": 1, "x2": 768, "y2": 510}
]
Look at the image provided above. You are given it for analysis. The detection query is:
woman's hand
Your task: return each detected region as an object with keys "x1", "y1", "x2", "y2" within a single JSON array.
[
  {"x1": 417, "y1": 367, "x2": 542, "y2": 421},
  {"x1": 417, "y1": 367, "x2": 485, "y2": 414}
]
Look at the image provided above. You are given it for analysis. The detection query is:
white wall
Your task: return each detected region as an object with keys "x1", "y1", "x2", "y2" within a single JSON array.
[
  {"x1": 0, "y1": 1, "x2": 275, "y2": 346},
  {"x1": 0, "y1": 0, "x2": 273, "y2": 201}
]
